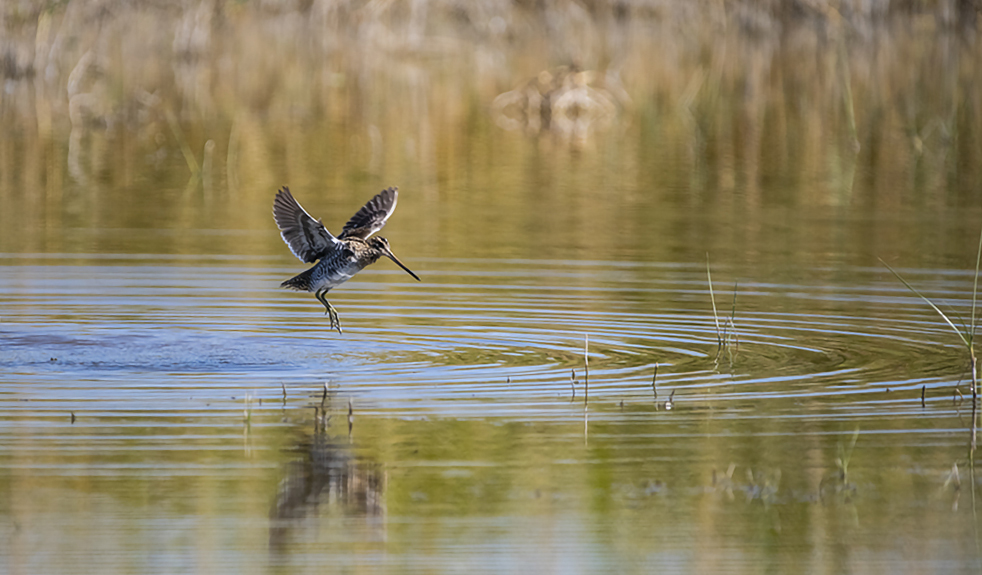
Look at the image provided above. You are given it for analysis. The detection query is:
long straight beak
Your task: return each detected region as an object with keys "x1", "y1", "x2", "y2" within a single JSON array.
[{"x1": 384, "y1": 249, "x2": 421, "y2": 281}]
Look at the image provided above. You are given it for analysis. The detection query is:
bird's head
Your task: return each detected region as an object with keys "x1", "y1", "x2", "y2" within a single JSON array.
[
  {"x1": 368, "y1": 236, "x2": 420, "y2": 282},
  {"x1": 367, "y1": 236, "x2": 390, "y2": 252}
]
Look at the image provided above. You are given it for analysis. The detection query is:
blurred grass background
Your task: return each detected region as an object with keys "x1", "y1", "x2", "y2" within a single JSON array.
[{"x1": 1, "y1": 0, "x2": 981, "y2": 259}]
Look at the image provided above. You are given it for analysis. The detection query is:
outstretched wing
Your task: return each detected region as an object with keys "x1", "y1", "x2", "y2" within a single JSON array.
[
  {"x1": 338, "y1": 187, "x2": 399, "y2": 240},
  {"x1": 273, "y1": 187, "x2": 340, "y2": 263}
]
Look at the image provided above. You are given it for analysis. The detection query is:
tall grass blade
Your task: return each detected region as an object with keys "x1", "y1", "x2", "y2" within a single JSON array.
[
  {"x1": 971, "y1": 224, "x2": 982, "y2": 346},
  {"x1": 707, "y1": 254, "x2": 721, "y2": 346},
  {"x1": 879, "y1": 258, "x2": 970, "y2": 349}
]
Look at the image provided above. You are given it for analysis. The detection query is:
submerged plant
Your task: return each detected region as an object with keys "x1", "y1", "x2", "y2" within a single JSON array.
[{"x1": 879, "y1": 223, "x2": 982, "y2": 451}]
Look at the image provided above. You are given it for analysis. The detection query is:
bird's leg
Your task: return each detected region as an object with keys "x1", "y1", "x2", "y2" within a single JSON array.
[{"x1": 315, "y1": 289, "x2": 343, "y2": 334}]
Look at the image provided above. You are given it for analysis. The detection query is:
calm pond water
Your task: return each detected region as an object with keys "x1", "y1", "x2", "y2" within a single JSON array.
[{"x1": 3, "y1": 2, "x2": 982, "y2": 573}]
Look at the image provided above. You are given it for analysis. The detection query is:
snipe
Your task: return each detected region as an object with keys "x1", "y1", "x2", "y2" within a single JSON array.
[{"x1": 273, "y1": 186, "x2": 420, "y2": 334}]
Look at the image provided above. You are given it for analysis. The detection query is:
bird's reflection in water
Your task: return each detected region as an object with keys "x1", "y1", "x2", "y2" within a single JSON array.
[{"x1": 269, "y1": 413, "x2": 386, "y2": 553}]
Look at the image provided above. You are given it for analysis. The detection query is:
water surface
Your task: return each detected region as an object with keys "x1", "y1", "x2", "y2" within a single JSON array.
[{"x1": 2, "y1": 2, "x2": 982, "y2": 573}]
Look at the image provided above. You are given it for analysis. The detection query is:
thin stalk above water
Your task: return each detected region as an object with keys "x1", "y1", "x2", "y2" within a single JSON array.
[
  {"x1": 708, "y1": 255, "x2": 739, "y2": 364},
  {"x1": 584, "y1": 334, "x2": 589, "y2": 406},
  {"x1": 879, "y1": 222, "x2": 982, "y2": 452},
  {"x1": 707, "y1": 254, "x2": 722, "y2": 349}
]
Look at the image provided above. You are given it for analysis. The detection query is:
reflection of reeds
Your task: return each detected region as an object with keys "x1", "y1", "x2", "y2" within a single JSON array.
[
  {"x1": 492, "y1": 65, "x2": 620, "y2": 142},
  {"x1": 243, "y1": 392, "x2": 253, "y2": 426},
  {"x1": 820, "y1": 428, "x2": 859, "y2": 500},
  {"x1": 941, "y1": 462, "x2": 962, "y2": 512},
  {"x1": 165, "y1": 109, "x2": 200, "y2": 176},
  {"x1": 1, "y1": 1, "x2": 980, "y2": 259}
]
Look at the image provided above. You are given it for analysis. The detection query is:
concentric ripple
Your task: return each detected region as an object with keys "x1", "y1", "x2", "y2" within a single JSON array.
[{"x1": 1, "y1": 254, "x2": 973, "y2": 424}]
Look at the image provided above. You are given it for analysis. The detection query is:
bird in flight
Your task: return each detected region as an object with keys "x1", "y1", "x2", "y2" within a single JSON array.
[{"x1": 273, "y1": 186, "x2": 420, "y2": 334}]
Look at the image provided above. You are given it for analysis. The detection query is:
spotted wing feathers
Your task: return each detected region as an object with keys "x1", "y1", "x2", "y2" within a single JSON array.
[
  {"x1": 338, "y1": 187, "x2": 398, "y2": 240},
  {"x1": 273, "y1": 187, "x2": 340, "y2": 263}
]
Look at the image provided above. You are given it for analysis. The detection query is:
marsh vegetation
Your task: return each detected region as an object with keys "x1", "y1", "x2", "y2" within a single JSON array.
[{"x1": 2, "y1": 1, "x2": 982, "y2": 572}]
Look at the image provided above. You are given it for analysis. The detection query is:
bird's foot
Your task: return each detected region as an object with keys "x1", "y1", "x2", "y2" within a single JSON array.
[
  {"x1": 316, "y1": 290, "x2": 343, "y2": 335},
  {"x1": 323, "y1": 304, "x2": 343, "y2": 335},
  {"x1": 331, "y1": 310, "x2": 343, "y2": 335}
]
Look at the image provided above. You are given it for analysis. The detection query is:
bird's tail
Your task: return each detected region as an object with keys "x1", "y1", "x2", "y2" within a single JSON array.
[{"x1": 281, "y1": 267, "x2": 315, "y2": 291}]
